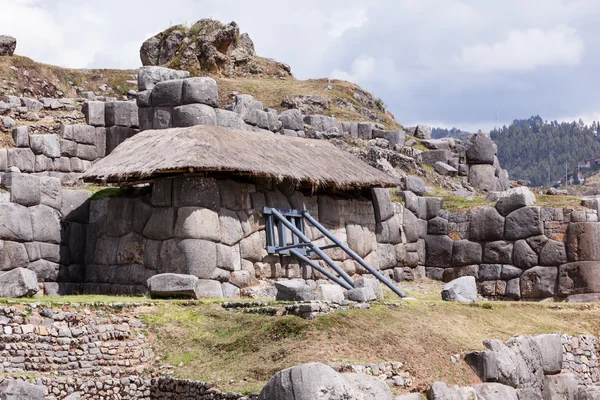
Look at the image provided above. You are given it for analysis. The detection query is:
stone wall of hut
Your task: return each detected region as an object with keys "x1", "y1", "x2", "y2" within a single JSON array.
[{"x1": 83, "y1": 176, "x2": 416, "y2": 296}]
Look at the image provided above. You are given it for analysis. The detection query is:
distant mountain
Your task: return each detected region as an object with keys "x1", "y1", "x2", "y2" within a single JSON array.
[{"x1": 491, "y1": 115, "x2": 600, "y2": 187}]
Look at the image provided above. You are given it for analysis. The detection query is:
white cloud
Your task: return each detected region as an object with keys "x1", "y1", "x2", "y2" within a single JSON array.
[
  {"x1": 327, "y1": 7, "x2": 370, "y2": 37},
  {"x1": 454, "y1": 25, "x2": 584, "y2": 71}
]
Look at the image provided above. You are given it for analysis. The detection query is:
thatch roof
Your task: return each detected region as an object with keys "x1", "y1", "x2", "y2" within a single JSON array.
[{"x1": 83, "y1": 125, "x2": 400, "y2": 188}]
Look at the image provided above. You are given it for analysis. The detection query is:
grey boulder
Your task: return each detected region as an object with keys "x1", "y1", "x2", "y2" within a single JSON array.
[
  {"x1": 275, "y1": 280, "x2": 315, "y2": 301},
  {"x1": 0, "y1": 268, "x2": 39, "y2": 298},
  {"x1": 147, "y1": 273, "x2": 200, "y2": 299},
  {"x1": 441, "y1": 276, "x2": 477, "y2": 303},
  {"x1": 466, "y1": 133, "x2": 496, "y2": 164},
  {"x1": 495, "y1": 187, "x2": 536, "y2": 216},
  {"x1": 0, "y1": 35, "x2": 17, "y2": 57},
  {"x1": 472, "y1": 382, "x2": 518, "y2": 400},
  {"x1": 0, "y1": 379, "x2": 44, "y2": 399}
]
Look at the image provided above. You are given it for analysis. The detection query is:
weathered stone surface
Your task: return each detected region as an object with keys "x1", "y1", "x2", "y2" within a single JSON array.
[
  {"x1": 182, "y1": 77, "x2": 218, "y2": 107},
  {"x1": 178, "y1": 239, "x2": 217, "y2": 279},
  {"x1": 373, "y1": 129, "x2": 405, "y2": 148},
  {"x1": 215, "y1": 109, "x2": 244, "y2": 130},
  {"x1": 527, "y1": 235, "x2": 549, "y2": 255},
  {"x1": 371, "y1": 188, "x2": 394, "y2": 223},
  {"x1": 196, "y1": 279, "x2": 223, "y2": 298},
  {"x1": 495, "y1": 187, "x2": 536, "y2": 216},
  {"x1": 258, "y1": 363, "x2": 371, "y2": 400},
  {"x1": 484, "y1": 241, "x2": 513, "y2": 264},
  {"x1": 143, "y1": 208, "x2": 176, "y2": 240},
  {"x1": 39, "y1": 176, "x2": 62, "y2": 210},
  {"x1": 469, "y1": 164, "x2": 500, "y2": 191},
  {"x1": 0, "y1": 378, "x2": 44, "y2": 399},
  {"x1": 506, "y1": 278, "x2": 521, "y2": 299},
  {"x1": 0, "y1": 203, "x2": 33, "y2": 241},
  {"x1": 28, "y1": 259, "x2": 59, "y2": 281},
  {"x1": 415, "y1": 125, "x2": 431, "y2": 139},
  {"x1": 9, "y1": 173, "x2": 40, "y2": 206},
  {"x1": 513, "y1": 240, "x2": 538, "y2": 270},
  {"x1": 174, "y1": 207, "x2": 220, "y2": 241},
  {"x1": 137, "y1": 66, "x2": 190, "y2": 91},
  {"x1": 428, "y1": 216, "x2": 448, "y2": 235},
  {"x1": 7, "y1": 148, "x2": 35, "y2": 172},
  {"x1": 105, "y1": 101, "x2": 138, "y2": 127},
  {"x1": 466, "y1": 133, "x2": 496, "y2": 164},
  {"x1": 278, "y1": 109, "x2": 304, "y2": 131},
  {"x1": 0, "y1": 35, "x2": 17, "y2": 57},
  {"x1": 105, "y1": 126, "x2": 136, "y2": 154},
  {"x1": 566, "y1": 222, "x2": 600, "y2": 262},
  {"x1": 11, "y1": 126, "x2": 29, "y2": 147},
  {"x1": 275, "y1": 280, "x2": 314, "y2": 301},
  {"x1": 29, "y1": 134, "x2": 61, "y2": 158},
  {"x1": 219, "y1": 208, "x2": 244, "y2": 245},
  {"x1": 442, "y1": 276, "x2": 477, "y2": 303},
  {"x1": 316, "y1": 284, "x2": 345, "y2": 302},
  {"x1": 479, "y1": 264, "x2": 502, "y2": 281},
  {"x1": 30, "y1": 205, "x2": 61, "y2": 244},
  {"x1": 376, "y1": 216, "x2": 402, "y2": 244},
  {"x1": 147, "y1": 273, "x2": 200, "y2": 299},
  {"x1": 451, "y1": 240, "x2": 482, "y2": 267},
  {"x1": 558, "y1": 262, "x2": 600, "y2": 296},
  {"x1": 434, "y1": 161, "x2": 458, "y2": 176},
  {"x1": 404, "y1": 176, "x2": 426, "y2": 196},
  {"x1": 151, "y1": 79, "x2": 183, "y2": 107},
  {"x1": 172, "y1": 176, "x2": 220, "y2": 209},
  {"x1": 83, "y1": 101, "x2": 105, "y2": 127},
  {"x1": 0, "y1": 268, "x2": 39, "y2": 298},
  {"x1": 532, "y1": 334, "x2": 562, "y2": 375},
  {"x1": 425, "y1": 235, "x2": 453, "y2": 268},
  {"x1": 541, "y1": 373, "x2": 578, "y2": 400},
  {"x1": 346, "y1": 287, "x2": 376, "y2": 302},
  {"x1": 222, "y1": 282, "x2": 241, "y2": 298},
  {"x1": 539, "y1": 240, "x2": 566, "y2": 266},
  {"x1": 61, "y1": 190, "x2": 91, "y2": 223},
  {"x1": 0, "y1": 241, "x2": 29, "y2": 270},
  {"x1": 472, "y1": 382, "x2": 518, "y2": 400},
  {"x1": 469, "y1": 207, "x2": 505, "y2": 242},
  {"x1": 421, "y1": 149, "x2": 452, "y2": 166},
  {"x1": 402, "y1": 209, "x2": 420, "y2": 243},
  {"x1": 152, "y1": 107, "x2": 172, "y2": 129},
  {"x1": 501, "y1": 265, "x2": 523, "y2": 280},
  {"x1": 505, "y1": 207, "x2": 542, "y2": 240},
  {"x1": 521, "y1": 266, "x2": 557, "y2": 298},
  {"x1": 355, "y1": 278, "x2": 384, "y2": 299},
  {"x1": 172, "y1": 104, "x2": 217, "y2": 127}
]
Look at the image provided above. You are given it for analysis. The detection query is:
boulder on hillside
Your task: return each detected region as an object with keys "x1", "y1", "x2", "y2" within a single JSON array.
[
  {"x1": 0, "y1": 35, "x2": 17, "y2": 56},
  {"x1": 0, "y1": 268, "x2": 39, "y2": 298},
  {"x1": 258, "y1": 362, "x2": 393, "y2": 400},
  {"x1": 147, "y1": 273, "x2": 200, "y2": 299},
  {"x1": 466, "y1": 133, "x2": 496, "y2": 164},
  {"x1": 495, "y1": 187, "x2": 536, "y2": 216},
  {"x1": 441, "y1": 276, "x2": 477, "y2": 303},
  {"x1": 140, "y1": 19, "x2": 291, "y2": 78},
  {"x1": 0, "y1": 379, "x2": 44, "y2": 399}
]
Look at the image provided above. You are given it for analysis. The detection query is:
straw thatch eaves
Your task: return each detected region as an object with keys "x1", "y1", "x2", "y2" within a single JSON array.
[{"x1": 83, "y1": 125, "x2": 400, "y2": 189}]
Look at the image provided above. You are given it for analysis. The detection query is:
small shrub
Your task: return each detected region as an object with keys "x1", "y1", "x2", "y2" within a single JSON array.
[{"x1": 375, "y1": 98, "x2": 386, "y2": 112}]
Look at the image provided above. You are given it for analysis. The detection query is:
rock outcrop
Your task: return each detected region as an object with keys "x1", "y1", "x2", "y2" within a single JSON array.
[
  {"x1": 140, "y1": 19, "x2": 291, "y2": 78},
  {"x1": 0, "y1": 35, "x2": 17, "y2": 56}
]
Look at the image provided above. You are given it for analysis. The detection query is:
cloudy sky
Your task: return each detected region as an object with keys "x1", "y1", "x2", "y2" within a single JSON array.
[{"x1": 2, "y1": 0, "x2": 598, "y2": 131}]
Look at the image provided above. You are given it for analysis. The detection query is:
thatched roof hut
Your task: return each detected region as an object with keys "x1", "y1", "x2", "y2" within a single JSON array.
[{"x1": 83, "y1": 126, "x2": 399, "y2": 189}]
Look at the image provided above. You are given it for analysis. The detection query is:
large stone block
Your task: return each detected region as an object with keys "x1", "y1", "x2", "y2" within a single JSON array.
[
  {"x1": 373, "y1": 129, "x2": 405, "y2": 148},
  {"x1": 151, "y1": 178, "x2": 173, "y2": 207},
  {"x1": 566, "y1": 222, "x2": 600, "y2": 262},
  {"x1": 346, "y1": 223, "x2": 374, "y2": 258},
  {"x1": 77, "y1": 144, "x2": 98, "y2": 161},
  {"x1": 29, "y1": 134, "x2": 61, "y2": 158},
  {"x1": 466, "y1": 133, "x2": 496, "y2": 164},
  {"x1": 172, "y1": 104, "x2": 216, "y2": 127},
  {"x1": 143, "y1": 208, "x2": 176, "y2": 240},
  {"x1": 0, "y1": 268, "x2": 39, "y2": 298},
  {"x1": 7, "y1": 148, "x2": 35, "y2": 172},
  {"x1": 318, "y1": 195, "x2": 341, "y2": 225},
  {"x1": 513, "y1": 240, "x2": 538, "y2": 270},
  {"x1": 137, "y1": 66, "x2": 190, "y2": 91},
  {"x1": 541, "y1": 374, "x2": 578, "y2": 400},
  {"x1": 215, "y1": 109, "x2": 244, "y2": 130},
  {"x1": 402, "y1": 209, "x2": 420, "y2": 243},
  {"x1": 532, "y1": 334, "x2": 563, "y2": 375},
  {"x1": 275, "y1": 280, "x2": 314, "y2": 301},
  {"x1": 219, "y1": 208, "x2": 244, "y2": 245},
  {"x1": 105, "y1": 197, "x2": 135, "y2": 237},
  {"x1": 421, "y1": 149, "x2": 452, "y2": 166},
  {"x1": 0, "y1": 203, "x2": 33, "y2": 241},
  {"x1": 61, "y1": 189, "x2": 91, "y2": 223},
  {"x1": 442, "y1": 276, "x2": 477, "y2": 303},
  {"x1": 239, "y1": 231, "x2": 266, "y2": 262},
  {"x1": 181, "y1": 77, "x2": 218, "y2": 107},
  {"x1": 484, "y1": 241, "x2": 513, "y2": 264},
  {"x1": 278, "y1": 109, "x2": 304, "y2": 131},
  {"x1": 539, "y1": 240, "x2": 567, "y2": 266},
  {"x1": 521, "y1": 266, "x2": 557, "y2": 298},
  {"x1": 0, "y1": 241, "x2": 29, "y2": 270},
  {"x1": 175, "y1": 207, "x2": 220, "y2": 241},
  {"x1": 558, "y1": 262, "x2": 600, "y2": 296},
  {"x1": 469, "y1": 207, "x2": 505, "y2": 242},
  {"x1": 376, "y1": 216, "x2": 402, "y2": 244},
  {"x1": 147, "y1": 273, "x2": 200, "y2": 299},
  {"x1": 172, "y1": 176, "x2": 220, "y2": 209},
  {"x1": 495, "y1": 187, "x2": 536, "y2": 216},
  {"x1": 105, "y1": 126, "x2": 137, "y2": 154},
  {"x1": 425, "y1": 235, "x2": 453, "y2": 268},
  {"x1": 357, "y1": 122, "x2": 374, "y2": 140},
  {"x1": 178, "y1": 239, "x2": 217, "y2": 279},
  {"x1": 403, "y1": 176, "x2": 426, "y2": 196},
  {"x1": 505, "y1": 206, "x2": 542, "y2": 240},
  {"x1": 469, "y1": 164, "x2": 500, "y2": 191},
  {"x1": 138, "y1": 107, "x2": 153, "y2": 131},
  {"x1": 105, "y1": 101, "x2": 139, "y2": 127},
  {"x1": 371, "y1": 188, "x2": 394, "y2": 223},
  {"x1": 116, "y1": 232, "x2": 145, "y2": 265},
  {"x1": 60, "y1": 139, "x2": 77, "y2": 157},
  {"x1": 11, "y1": 126, "x2": 29, "y2": 147},
  {"x1": 452, "y1": 240, "x2": 482, "y2": 266},
  {"x1": 83, "y1": 101, "x2": 105, "y2": 127},
  {"x1": 9, "y1": 173, "x2": 40, "y2": 206},
  {"x1": 28, "y1": 259, "x2": 59, "y2": 281},
  {"x1": 30, "y1": 205, "x2": 62, "y2": 244},
  {"x1": 472, "y1": 383, "x2": 518, "y2": 400},
  {"x1": 196, "y1": 279, "x2": 224, "y2": 298}
]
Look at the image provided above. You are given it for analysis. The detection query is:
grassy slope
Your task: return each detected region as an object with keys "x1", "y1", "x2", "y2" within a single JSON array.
[{"x1": 138, "y1": 280, "x2": 600, "y2": 395}]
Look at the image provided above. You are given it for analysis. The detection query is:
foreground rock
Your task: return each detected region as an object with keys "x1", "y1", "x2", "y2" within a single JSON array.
[
  {"x1": 0, "y1": 379, "x2": 44, "y2": 399},
  {"x1": 275, "y1": 281, "x2": 315, "y2": 301},
  {"x1": 0, "y1": 268, "x2": 39, "y2": 298},
  {"x1": 147, "y1": 273, "x2": 200, "y2": 299},
  {"x1": 258, "y1": 362, "x2": 392, "y2": 400},
  {"x1": 0, "y1": 35, "x2": 17, "y2": 56},
  {"x1": 441, "y1": 276, "x2": 477, "y2": 303}
]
